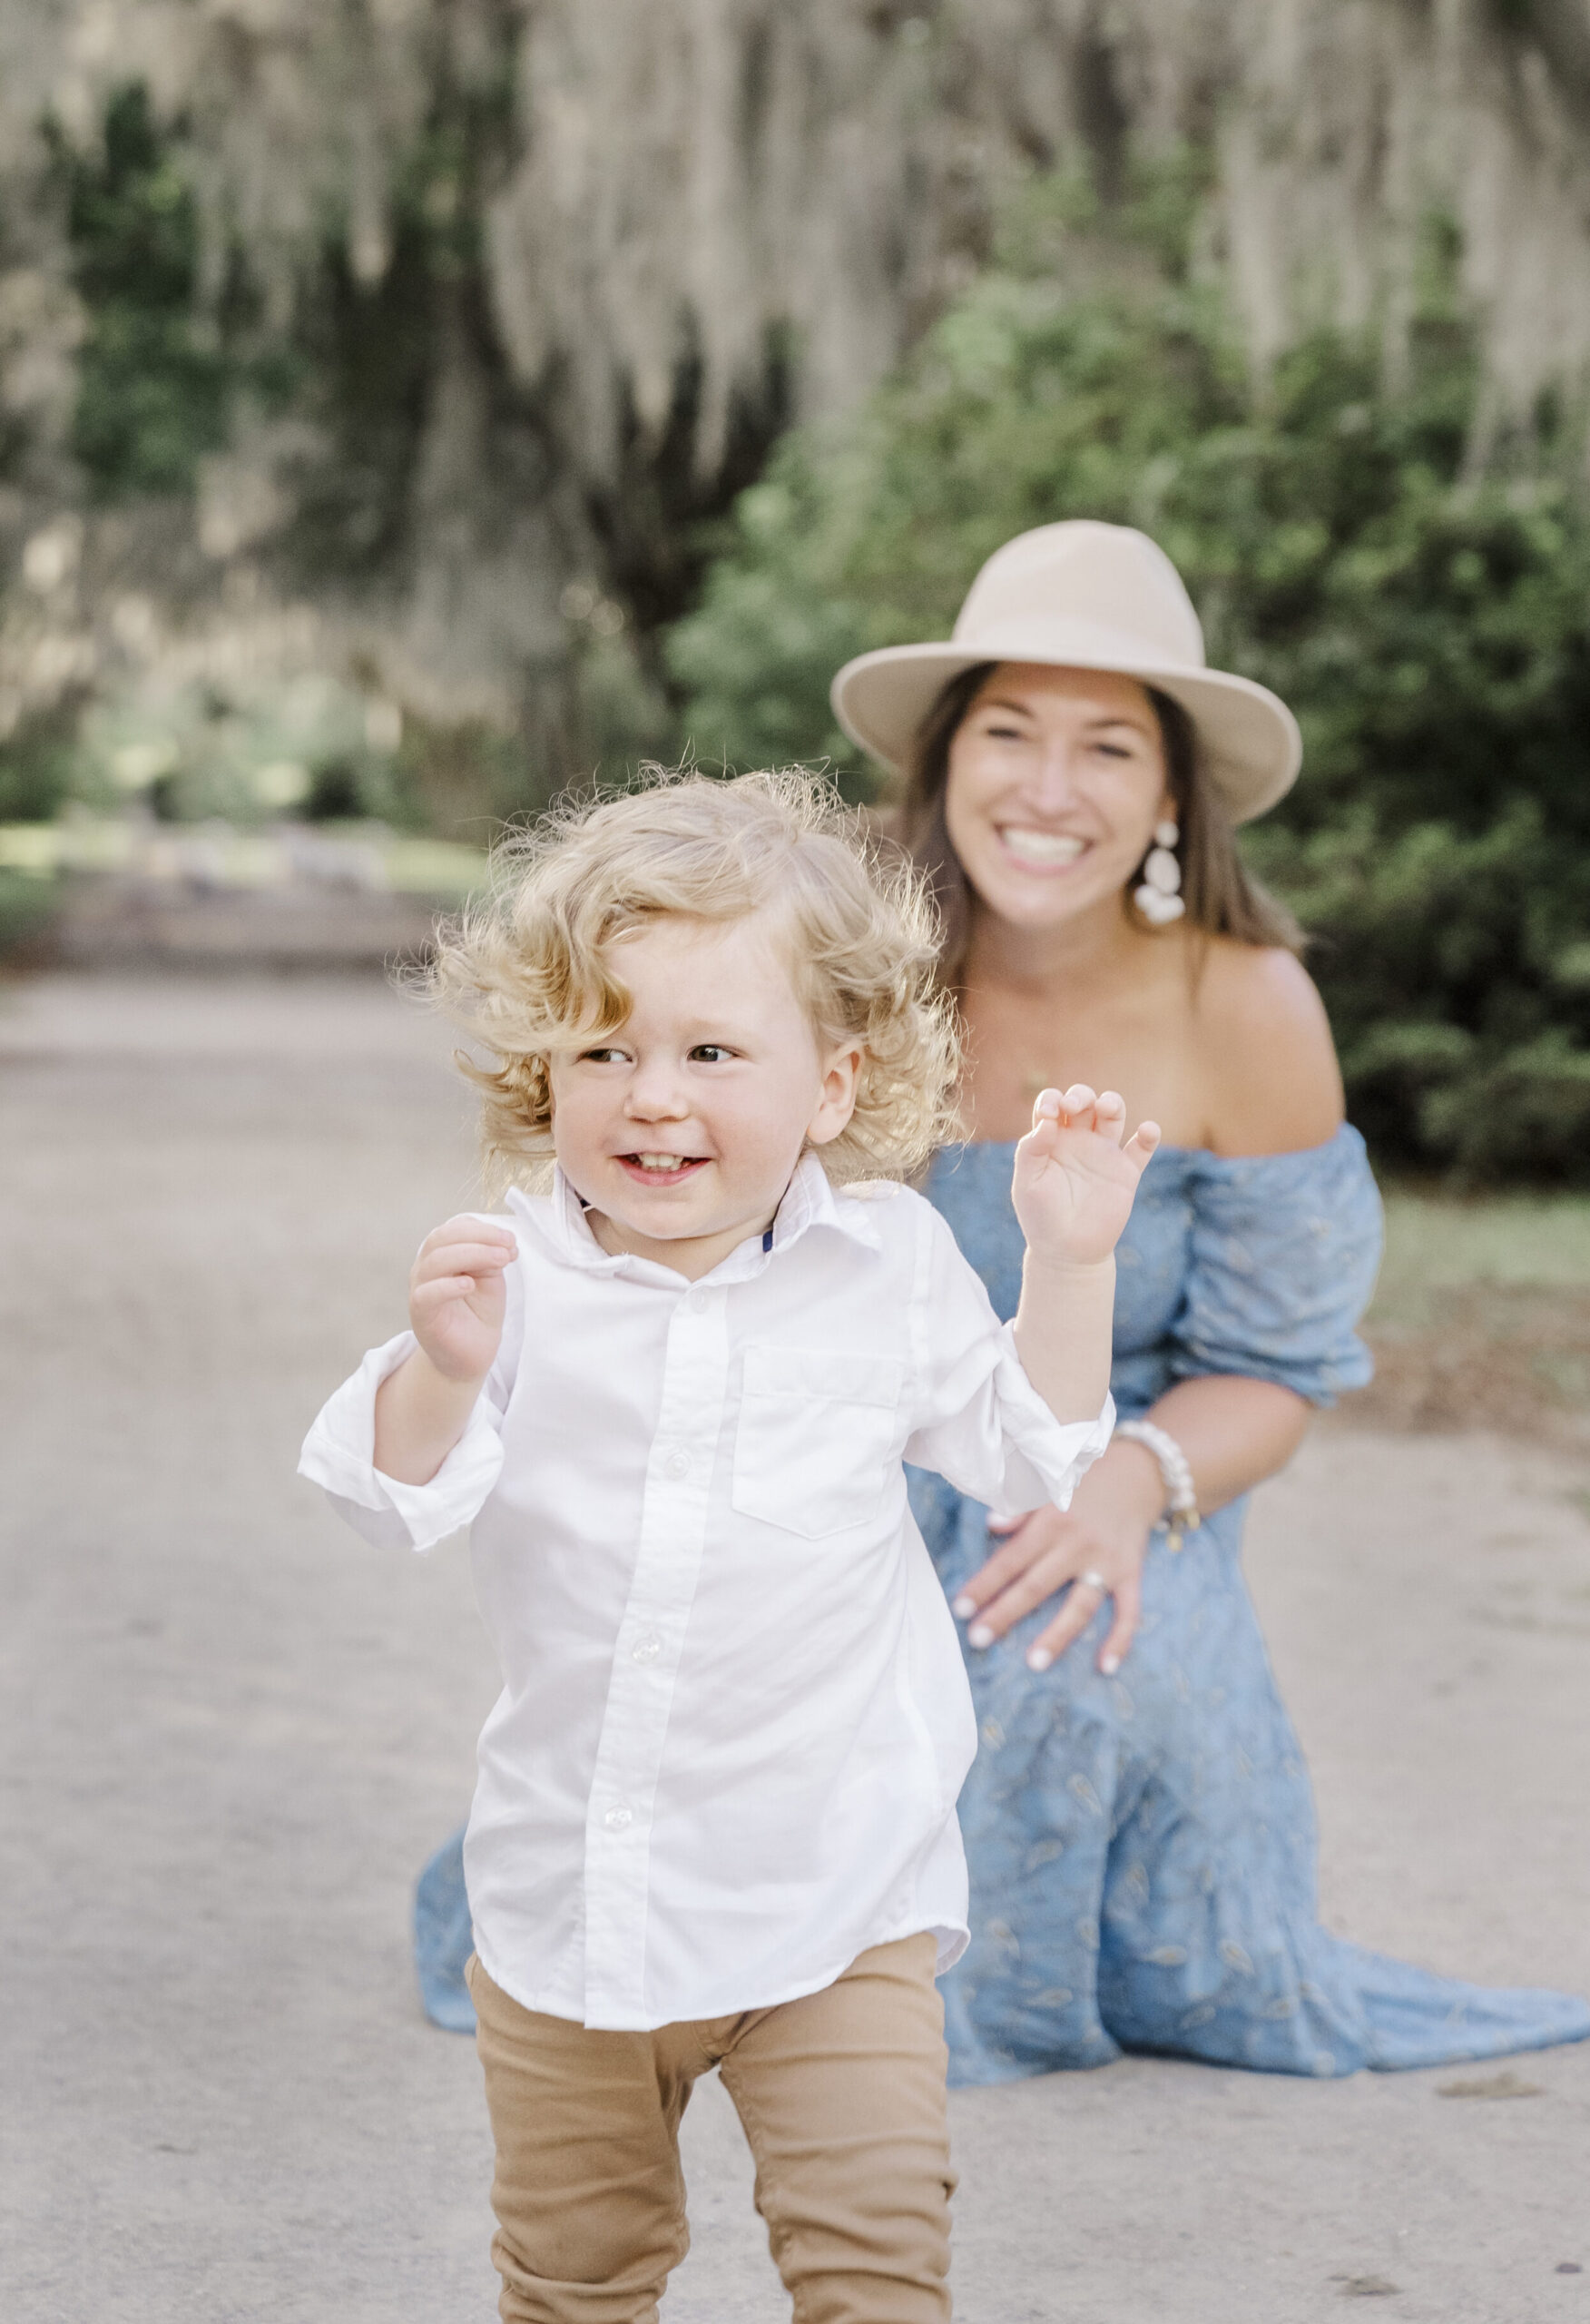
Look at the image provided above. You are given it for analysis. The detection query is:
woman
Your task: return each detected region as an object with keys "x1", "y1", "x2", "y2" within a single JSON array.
[
  {"x1": 415, "y1": 519, "x2": 1589, "y2": 2077},
  {"x1": 823, "y1": 517, "x2": 1589, "y2": 2082}
]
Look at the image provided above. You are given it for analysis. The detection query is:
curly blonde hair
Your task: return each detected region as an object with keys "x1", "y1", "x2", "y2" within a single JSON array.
[{"x1": 428, "y1": 768, "x2": 960, "y2": 1195}]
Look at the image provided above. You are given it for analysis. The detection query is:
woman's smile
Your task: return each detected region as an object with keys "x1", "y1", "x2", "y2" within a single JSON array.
[{"x1": 995, "y1": 824, "x2": 1091, "y2": 872}]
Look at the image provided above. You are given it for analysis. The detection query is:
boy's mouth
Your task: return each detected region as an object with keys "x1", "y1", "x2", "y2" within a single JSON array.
[{"x1": 614, "y1": 1151, "x2": 710, "y2": 1186}]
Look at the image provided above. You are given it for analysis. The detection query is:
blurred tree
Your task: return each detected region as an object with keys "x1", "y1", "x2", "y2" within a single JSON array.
[
  {"x1": 50, "y1": 84, "x2": 235, "y2": 498},
  {"x1": 667, "y1": 182, "x2": 1590, "y2": 1178}
]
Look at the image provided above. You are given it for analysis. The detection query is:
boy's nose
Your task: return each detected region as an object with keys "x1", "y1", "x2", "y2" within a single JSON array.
[{"x1": 623, "y1": 1064, "x2": 689, "y2": 1118}]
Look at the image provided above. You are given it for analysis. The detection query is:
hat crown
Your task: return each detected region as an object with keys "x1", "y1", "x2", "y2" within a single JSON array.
[{"x1": 951, "y1": 520, "x2": 1206, "y2": 669}]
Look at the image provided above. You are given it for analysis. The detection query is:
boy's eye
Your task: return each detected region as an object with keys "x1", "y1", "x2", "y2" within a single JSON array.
[
  {"x1": 689, "y1": 1044, "x2": 735, "y2": 1063},
  {"x1": 581, "y1": 1046, "x2": 629, "y2": 1065}
]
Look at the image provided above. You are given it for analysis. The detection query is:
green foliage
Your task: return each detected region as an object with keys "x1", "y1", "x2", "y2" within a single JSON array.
[
  {"x1": 50, "y1": 84, "x2": 235, "y2": 499},
  {"x1": 0, "y1": 705, "x2": 81, "y2": 822},
  {"x1": 0, "y1": 867, "x2": 59, "y2": 957},
  {"x1": 73, "y1": 668, "x2": 420, "y2": 827},
  {"x1": 666, "y1": 201, "x2": 1590, "y2": 1180}
]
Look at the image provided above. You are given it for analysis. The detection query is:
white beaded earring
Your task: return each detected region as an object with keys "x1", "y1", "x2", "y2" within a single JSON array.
[{"x1": 1134, "y1": 818, "x2": 1185, "y2": 926}]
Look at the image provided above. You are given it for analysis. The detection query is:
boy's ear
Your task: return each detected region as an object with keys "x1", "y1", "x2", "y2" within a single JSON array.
[{"x1": 806, "y1": 1040, "x2": 864, "y2": 1147}]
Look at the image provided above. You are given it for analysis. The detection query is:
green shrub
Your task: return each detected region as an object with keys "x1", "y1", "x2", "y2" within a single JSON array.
[
  {"x1": 666, "y1": 194, "x2": 1590, "y2": 1180},
  {"x1": 0, "y1": 868, "x2": 60, "y2": 958},
  {"x1": 0, "y1": 705, "x2": 82, "y2": 822},
  {"x1": 48, "y1": 84, "x2": 234, "y2": 500}
]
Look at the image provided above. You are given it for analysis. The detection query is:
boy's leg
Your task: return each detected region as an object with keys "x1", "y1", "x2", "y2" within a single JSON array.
[
  {"x1": 466, "y1": 1955, "x2": 707, "y2": 2324},
  {"x1": 718, "y1": 1933, "x2": 956, "y2": 2324}
]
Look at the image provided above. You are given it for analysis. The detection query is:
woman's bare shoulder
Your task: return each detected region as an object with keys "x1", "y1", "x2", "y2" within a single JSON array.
[{"x1": 1192, "y1": 940, "x2": 1345, "y2": 1157}]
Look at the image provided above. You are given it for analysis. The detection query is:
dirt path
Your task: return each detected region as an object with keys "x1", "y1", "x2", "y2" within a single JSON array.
[{"x1": 2, "y1": 971, "x2": 1586, "y2": 2324}]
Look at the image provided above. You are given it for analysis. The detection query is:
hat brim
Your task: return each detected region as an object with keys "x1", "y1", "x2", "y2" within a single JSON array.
[{"x1": 829, "y1": 640, "x2": 1301, "y2": 822}]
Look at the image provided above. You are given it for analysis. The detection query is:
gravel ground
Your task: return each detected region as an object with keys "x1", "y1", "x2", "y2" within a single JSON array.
[{"x1": 2, "y1": 970, "x2": 1587, "y2": 2324}]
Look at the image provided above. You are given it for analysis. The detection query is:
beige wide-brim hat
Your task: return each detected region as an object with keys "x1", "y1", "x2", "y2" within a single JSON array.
[{"x1": 829, "y1": 520, "x2": 1301, "y2": 822}]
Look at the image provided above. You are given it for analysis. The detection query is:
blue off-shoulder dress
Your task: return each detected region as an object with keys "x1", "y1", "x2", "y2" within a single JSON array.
[
  {"x1": 411, "y1": 1125, "x2": 1590, "y2": 2072},
  {"x1": 913, "y1": 1125, "x2": 1590, "y2": 2083}
]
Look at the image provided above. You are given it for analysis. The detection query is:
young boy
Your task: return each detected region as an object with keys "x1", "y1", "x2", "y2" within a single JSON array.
[{"x1": 299, "y1": 771, "x2": 1156, "y2": 2324}]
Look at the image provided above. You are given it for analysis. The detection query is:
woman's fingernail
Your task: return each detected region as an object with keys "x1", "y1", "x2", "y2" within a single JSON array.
[
  {"x1": 1026, "y1": 1647, "x2": 1053, "y2": 1671},
  {"x1": 951, "y1": 1595, "x2": 976, "y2": 1619},
  {"x1": 1100, "y1": 1653, "x2": 1120, "y2": 1677},
  {"x1": 967, "y1": 1623, "x2": 995, "y2": 1649}
]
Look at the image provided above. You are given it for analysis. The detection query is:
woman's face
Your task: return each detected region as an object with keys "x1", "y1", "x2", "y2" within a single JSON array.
[{"x1": 943, "y1": 664, "x2": 1173, "y2": 935}]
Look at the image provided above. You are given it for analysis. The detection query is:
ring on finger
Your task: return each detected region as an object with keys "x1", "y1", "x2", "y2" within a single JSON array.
[{"x1": 1078, "y1": 1569, "x2": 1108, "y2": 1592}]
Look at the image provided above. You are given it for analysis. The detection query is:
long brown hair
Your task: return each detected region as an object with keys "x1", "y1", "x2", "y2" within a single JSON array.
[{"x1": 891, "y1": 663, "x2": 1301, "y2": 983}]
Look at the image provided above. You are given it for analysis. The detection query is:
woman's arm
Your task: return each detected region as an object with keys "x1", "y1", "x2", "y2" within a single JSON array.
[
  {"x1": 952, "y1": 941, "x2": 1360, "y2": 1671},
  {"x1": 951, "y1": 1373, "x2": 1309, "y2": 1673}
]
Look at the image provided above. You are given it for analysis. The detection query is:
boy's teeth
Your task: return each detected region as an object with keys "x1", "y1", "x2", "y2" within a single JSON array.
[
  {"x1": 1001, "y1": 827, "x2": 1085, "y2": 866},
  {"x1": 635, "y1": 1153, "x2": 691, "y2": 1171}
]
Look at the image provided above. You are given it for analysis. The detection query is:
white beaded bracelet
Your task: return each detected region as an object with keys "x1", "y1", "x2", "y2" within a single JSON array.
[{"x1": 1114, "y1": 1418, "x2": 1202, "y2": 1551}]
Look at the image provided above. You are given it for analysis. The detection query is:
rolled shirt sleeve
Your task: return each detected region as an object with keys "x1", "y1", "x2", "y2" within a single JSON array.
[
  {"x1": 297, "y1": 1329, "x2": 508, "y2": 1551},
  {"x1": 903, "y1": 1201, "x2": 1114, "y2": 1518}
]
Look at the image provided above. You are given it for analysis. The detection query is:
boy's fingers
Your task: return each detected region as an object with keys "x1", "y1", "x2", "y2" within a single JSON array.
[
  {"x1": 411, "y1": 1274, "x2": 496, "y2": 1308},
  {"x1": 415, "y1": 1241, "x2": 515, "y2": 1279},
  {"x1": 1124, "y1": 1121, "x2": 1162, "y2": 1171},
  {"x1": 1032, "y1": 1082, "x2": 1104, "y2": 1130},
  {"x1": 419, "y1": 1216, "x2": 516, "y2": 1256},
  {"x1": 1092, "y1": 1090, "x2": 1126, "y2": 1145}
]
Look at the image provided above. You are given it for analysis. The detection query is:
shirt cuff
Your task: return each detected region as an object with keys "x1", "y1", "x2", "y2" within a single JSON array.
[
  {"x1": 987, "y1": 1321, "x2": 1116, "y2": 1518},
  {"x1": 297, "y1": 1330, "x2": 505, "y2": 1552}
]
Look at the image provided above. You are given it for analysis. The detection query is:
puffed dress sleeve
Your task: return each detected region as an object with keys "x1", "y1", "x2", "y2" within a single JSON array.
[
  {"x1": 901, "y1": 1195, "x2": 1114, "y2": 1518},
  {"x1": 1167, "y1": 1126, "x2": 1384, "y2": 1406},
  {"x1": 298, "y1": 1220, "x2": 524, "y2": 1551}
]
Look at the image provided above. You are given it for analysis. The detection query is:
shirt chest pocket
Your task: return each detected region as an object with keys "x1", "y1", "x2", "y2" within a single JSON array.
[{"x1": 731, "y1": 1345, "x2": 906, "y2": 1541}]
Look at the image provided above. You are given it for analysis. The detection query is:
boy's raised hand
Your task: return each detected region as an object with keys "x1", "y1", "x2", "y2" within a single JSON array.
[
  {"x1": 1013, "y1": 1086, "x2": 1160, "y2": 1268},
  {"x1": 409, "y1": 1216, "x2": 518, "y2": 1382}
]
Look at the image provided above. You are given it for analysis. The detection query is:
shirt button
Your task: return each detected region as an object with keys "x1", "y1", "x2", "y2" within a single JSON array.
[
  {"x1": 663, "y1": 1450, "x2": 690, "y2": 1481},
  {"x1": 603, "y1": 1805, "x2": 633, "y2": 1833},
  {"x1": 631, "y1": 1633, "x2": 662, "y2": 1663},
  {"x1": 685, "y1": 1289, "x2": 707, "y2": 1315}
]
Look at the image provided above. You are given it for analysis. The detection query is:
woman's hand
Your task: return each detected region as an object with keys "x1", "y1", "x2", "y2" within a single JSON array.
[
  {"x1": 951, "y1": 1436, "x2": 1166, "y2": 1675},
  {"x1": 408, "y1": 1216, "x2": 517, "y2": 1382},
  {"x1": 1013, "y1": 1084, "x2": 1160, "y2": 1267}
]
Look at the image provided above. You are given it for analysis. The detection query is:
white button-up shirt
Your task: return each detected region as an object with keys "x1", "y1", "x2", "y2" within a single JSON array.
[{"x1": 299, "y1": 1154, "x2": 1113, "y2": 2031}]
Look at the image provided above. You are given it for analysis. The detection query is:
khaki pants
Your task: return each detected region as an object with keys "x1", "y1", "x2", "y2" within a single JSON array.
[{"x1": 467, "y1": 1934, "x2": 955, "y2": 2324}]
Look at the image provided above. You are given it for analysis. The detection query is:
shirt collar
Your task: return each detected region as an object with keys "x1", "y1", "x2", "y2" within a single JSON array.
[
  {"x1": 769, "y1": 1150, "x2": 882, "y2": 1257},
  {"x1": 529, "y1": 1150, "x2": 881, "y2": 1283}
]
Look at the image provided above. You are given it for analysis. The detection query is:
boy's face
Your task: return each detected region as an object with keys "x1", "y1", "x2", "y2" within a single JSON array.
[{"x1": 546, "y1": 911, "x2": 863, "y2": 1281}]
